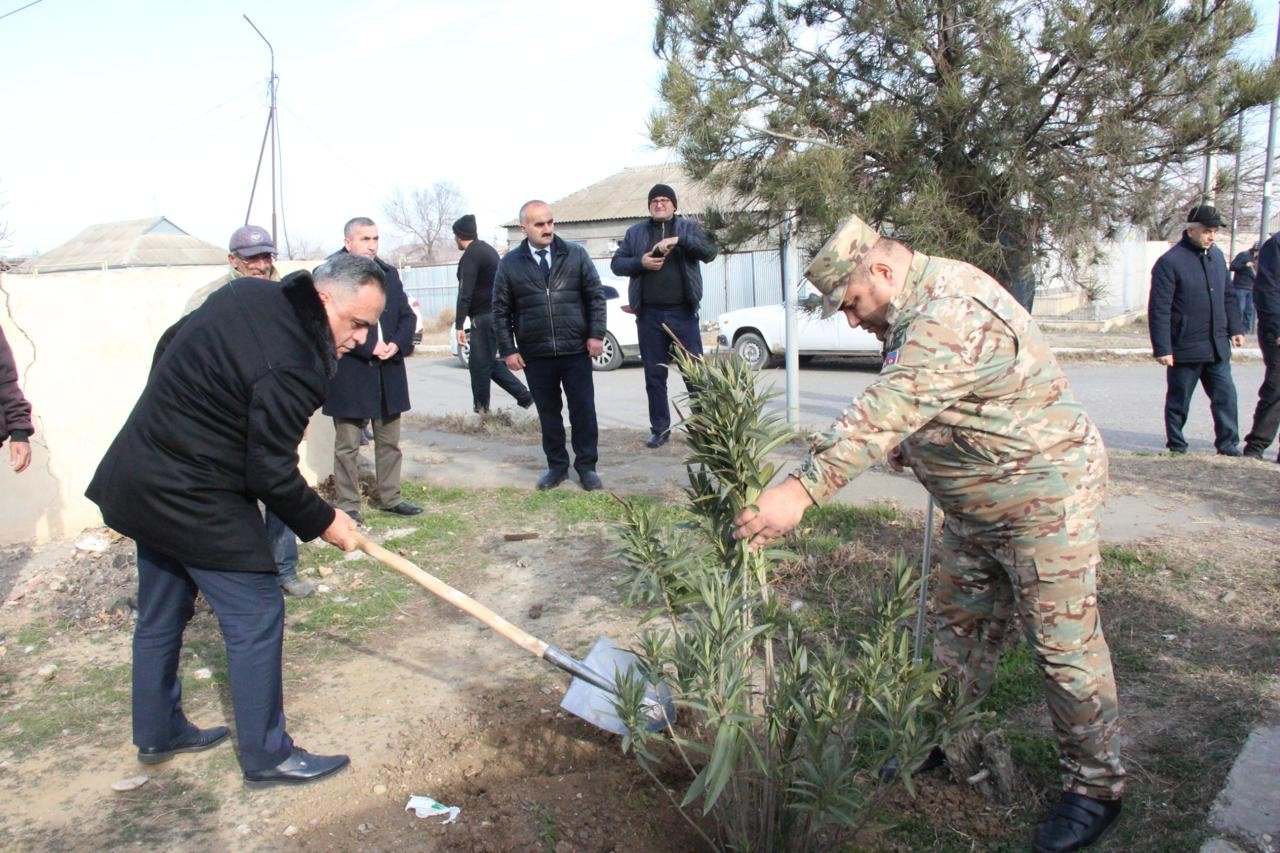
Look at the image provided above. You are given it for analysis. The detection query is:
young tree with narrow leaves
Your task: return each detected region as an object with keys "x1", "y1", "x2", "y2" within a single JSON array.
[{"x1": 650, "y1": 0, "x2": 1280, "y2": 307}]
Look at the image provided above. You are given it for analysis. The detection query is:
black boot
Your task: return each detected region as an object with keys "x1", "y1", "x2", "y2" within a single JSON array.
[{"x1": 1033, "y1": 792, "x2": 1122, "y2": 852}]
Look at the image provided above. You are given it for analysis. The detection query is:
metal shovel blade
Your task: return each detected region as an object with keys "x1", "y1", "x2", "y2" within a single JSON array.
[{"x1": 558, "y1": 637, "x2": 675, "y2": 736}]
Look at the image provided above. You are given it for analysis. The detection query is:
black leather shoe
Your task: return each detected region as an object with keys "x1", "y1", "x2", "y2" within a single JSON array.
[
  {"x1": 1218, "y1": 447, "x2": 1243, "y2": 457},
  {"x1": 243, "y1": 747, "x2": 350, "y2": 789},
  {"x1": 578, "y1": 470, "x2": 603, "y2": 491},
  {"x1": 645, "y1": 432, "x2": 670, "y2": 449},
  {"x1": 381, "y1": 501, "x2": 423, "y2": 516},
  {"x1": 1243, "y1": 448, "x2": 1264, "y2": 460},
  {"x1": 138, "y1": 725, "x2": 230, "y2": 765},
  {"x1": 1033, "y1": 793, "x2": 1122, "y2": 852},
  {"x1": 537, "y1": 470, "x2": 568, "y2": 491}
]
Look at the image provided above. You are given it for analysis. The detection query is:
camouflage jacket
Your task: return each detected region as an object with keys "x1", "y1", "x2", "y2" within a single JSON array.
[{"x1": 793, "y1": 253, "x2": 1105, "y2": 527}]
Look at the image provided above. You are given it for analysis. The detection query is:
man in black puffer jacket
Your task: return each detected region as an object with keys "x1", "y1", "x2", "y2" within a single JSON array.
[
  {"x1": 492, "y1": 200, "x2": 607, "y2": 491},
  {"x1": 1148, "y1": 204, "x2": 1246, "y2": 455}
]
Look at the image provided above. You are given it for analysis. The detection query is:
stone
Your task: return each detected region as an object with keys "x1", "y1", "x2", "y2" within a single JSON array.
[
  {"x1": 36, "y1": 664, "x2": 57, "y2": 680},
  {"x1": 237, "y1": 824, "x2": 252, "y2": 835},
  {"x1": 111, "y1": 775, "x2": 150, "y2": 792},
  {"x1": 1219, "y1": 590, "x2": 1239, "y2": 605},
  {"x1": 318, "y1": 566, "x2": 335, "y2": 578},
  {"x1": 74, "y1": 533, "x2": 111, "y2": 553},
  {"x1": 283, "y1": 826, "x2": 298, "y2": 837},
  {"x1": 193, "y1": 668, "x2": 213, "y2": 680},
  {"x1": 373, "y1": 784, "x2": 387, "y2": 795}
]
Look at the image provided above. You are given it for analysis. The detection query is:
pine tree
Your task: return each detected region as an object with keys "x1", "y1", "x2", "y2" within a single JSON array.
[{"x1": 651, "y1": 0, "x2": 1280, "y2": 306}]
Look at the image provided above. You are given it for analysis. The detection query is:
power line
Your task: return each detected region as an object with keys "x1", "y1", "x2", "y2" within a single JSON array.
[{"x1": 0, "y1": 0, "x2": 43, "y2": 23}]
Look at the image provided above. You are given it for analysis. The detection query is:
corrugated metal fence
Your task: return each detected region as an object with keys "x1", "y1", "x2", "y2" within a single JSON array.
[{"x1": 400, "y1": 250, "x2": 788, "y2": 322}]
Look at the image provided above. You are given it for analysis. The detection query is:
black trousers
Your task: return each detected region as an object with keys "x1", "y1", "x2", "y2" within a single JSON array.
[
  {"x1": 133, "y1": 542, "x2": 292, "y2": 773},
  {"x1": 1163, "y1": 359, "x2": 1240, "y2": 453},
  {"x1": 524, "y1": 352, "x2": 598, "y2": 475},
  {"x1": 468, "y1": 312, "x2": 531, "y2": 411},
  {"x1": 636, "y1": 306, "x2": 702, "y2": 435},
  {"x1": 1244, "y1": 334, "x2": 1280, "y2": 457}
]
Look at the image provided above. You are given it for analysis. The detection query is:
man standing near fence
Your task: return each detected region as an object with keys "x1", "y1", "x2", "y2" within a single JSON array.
[
  {"x1": 323, "y1": 217, "x2": 422, "y2": 522},
  {"x1": 452, "y1": 214, "x2": 533, "y2": 413},
  {"x1": 610, "y1": 183, "x2": 717, "y2": 447}
]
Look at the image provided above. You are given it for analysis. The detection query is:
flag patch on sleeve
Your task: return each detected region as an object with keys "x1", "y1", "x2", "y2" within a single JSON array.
[{"x1": 883, "y1": 350, "x2": 899, "y2": 366}]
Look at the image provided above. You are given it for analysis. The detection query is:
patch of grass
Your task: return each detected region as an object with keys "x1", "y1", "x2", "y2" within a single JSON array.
[
  {"x1": 528, "y1": 800, "x2": 560, "y2": 851},
  {"x1": 0, "y1": 662, "x2": 130, "y2": 757},
  {"x1": 286, "y1": 563, "x2": 416, "y2": 645},
  {"x1": 1100, "y1": 544, "x2": 1167, "y2": 578},
  {"x1": 500, "y1": 486, "x2": 629, "y2": 525},
  {"x1": 13, "y1": 622, "x2": 54, "y2": 650},
  {"x1": 795, "y1": 501, "x2": 908, "y2": 557},
  {"x1": 982, "y1": 640, "x2": 1042, "y2": 714},
  {"x1": 1005, "y1": 730, "x2": 1059, "y2": 790}
]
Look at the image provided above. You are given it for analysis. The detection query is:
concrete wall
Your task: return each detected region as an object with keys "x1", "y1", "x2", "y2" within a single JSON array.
[{"x1": 0, "y1": 263, "x2": 335, "y2": 547}]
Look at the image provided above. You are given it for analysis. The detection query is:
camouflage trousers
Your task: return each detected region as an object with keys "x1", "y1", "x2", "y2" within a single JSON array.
[{"x1": 932, "y1": 515, "x2": 1127, "y2": 799}]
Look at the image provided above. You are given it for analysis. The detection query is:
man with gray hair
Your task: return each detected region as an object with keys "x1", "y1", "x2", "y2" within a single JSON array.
[
  {"x1": 88, "y1": 253, "x2": 385, "y2": 788},
  {"x1": 324, "y1": 217, "x2": 421, "y2": 522}
]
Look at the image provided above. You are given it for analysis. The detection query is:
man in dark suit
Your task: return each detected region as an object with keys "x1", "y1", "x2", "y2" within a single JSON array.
[
  {"x1": 1243, "y1": 232, "x2": 1280, "y2": 461},
  {"x1": 324, "y1": 217, "x2": 422, "y2": 522},
  {"x1": 87, "y1": 254, "x2": 382, "y2": 787},
  {"x1": 1148, "y1": 204, "x2": 1246, "y2": 455},
  {"x1": 492, "y1": 200, "x2": 607, "y2": 491},
  {"x1": 452, "y1": 213, "x2": 533, "y2": 413}
]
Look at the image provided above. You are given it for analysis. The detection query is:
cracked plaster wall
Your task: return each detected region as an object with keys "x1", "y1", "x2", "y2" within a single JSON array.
[{"x1": 0, "y1": 265, "x2": 335, "y2": 547}]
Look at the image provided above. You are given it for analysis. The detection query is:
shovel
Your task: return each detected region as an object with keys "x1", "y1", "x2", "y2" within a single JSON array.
[{"x1": 354, "y1": 533, "x2": 674, "y2": 736}]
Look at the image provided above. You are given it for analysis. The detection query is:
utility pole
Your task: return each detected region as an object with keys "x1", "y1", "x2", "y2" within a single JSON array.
[
  {"x1": 1230, "y1": 111, "x2": 1244, "y2": 259},
  {"x1": 780, "y1": 213, "x2": 800, "y2": 428},
  {"x1": 244, "y1": 15, "x2": 280, "y2": 250}
]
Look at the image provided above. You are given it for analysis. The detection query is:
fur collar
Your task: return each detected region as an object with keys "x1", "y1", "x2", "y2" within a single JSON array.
[{"x1": 282, "y1": 271, "x2": 337, "y2": 378}]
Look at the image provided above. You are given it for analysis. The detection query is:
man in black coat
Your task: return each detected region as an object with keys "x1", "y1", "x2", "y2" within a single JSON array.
[
  {"x1": 1243, "y1": 231, "x2": 1280, "y2": 461},
  {"x1": 492, "y1": 200, "x2": 607, "y2": 491},
  {"x1": 1229, "y1": 241, "x2": 1259, "y2": 333},
  {"x1": 323, "y1": 217, "x2": 422, "y2": 522},
  {"x1": 452, "y1": 214, "x2": 533, "y2": 413},
  {"x1": 610, "y1": 183, "x2": 718, "y2": 448},
  {"x1": 1148, "y1": 204, "x2": 1246, "y2": 455},
  {"x1": 86, "y1": 254, "x2": 385, "y2": 787}
]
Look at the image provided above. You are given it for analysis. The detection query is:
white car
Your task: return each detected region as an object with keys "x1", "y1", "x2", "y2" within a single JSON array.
[
  {"x1": 451, "y1": 282, "x2": 640, "y2": 372},
  {"x1": 716, "y1": 287, "x2": 883, "y2": 369}
]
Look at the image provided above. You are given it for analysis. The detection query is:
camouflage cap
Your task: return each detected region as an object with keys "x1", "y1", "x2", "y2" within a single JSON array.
[{"x1": 804, "y1": 214, "x2": 881, "y2": 318}]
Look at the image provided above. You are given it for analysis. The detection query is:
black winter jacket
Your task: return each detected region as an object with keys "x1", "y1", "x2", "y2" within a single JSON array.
[
  {"x1": 1149, "y1": 233, "x2": 1243, "y2": 363},
  {"x1": 455, "y1": 239, "x2": 500, "y2": 325},
  {"x1": 322, "y1": 252, "x2": 416, "y2": 419},
  {"x1": 86, "y1": 273, "x2": 338, "y2": 572},
  {"x1": 0, "y1": 325, "x2": 32, "y2": 447},
  {"x1": 492, "y1": 236, "x2": 606, "y2": 359},
  {"x1": 1254, "y1": 233, "x2": 1280, "y2": 343},
  {"x1": 1229, "y1": 250, "x2": 1257, "y2": 291},
  {"x1": 610, "y1": 214, "x2": 718, "y2": 313}
]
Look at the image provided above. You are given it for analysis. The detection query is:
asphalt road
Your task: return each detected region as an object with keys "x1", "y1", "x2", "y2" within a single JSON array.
[{"x1": 407, "y1": 352, "x2": 1269, "y2": 455}]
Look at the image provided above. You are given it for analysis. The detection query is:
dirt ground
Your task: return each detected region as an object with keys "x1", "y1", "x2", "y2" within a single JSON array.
[{"x1": 0, "y1": 415, "x2": 1276, "y2": 851}]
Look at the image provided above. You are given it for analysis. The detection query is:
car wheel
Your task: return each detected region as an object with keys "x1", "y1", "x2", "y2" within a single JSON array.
[
  {"x1": 592, "y1": 332, "x2": 624, "y2": 371},
  {"x1": 733, "y1": 331, "x2": 772, "y2": 370}
]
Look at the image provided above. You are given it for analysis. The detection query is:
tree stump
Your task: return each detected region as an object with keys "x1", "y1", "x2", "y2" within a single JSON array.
[{"x1": 944, "y1": 727, "x2": 1019, "y2": 803}]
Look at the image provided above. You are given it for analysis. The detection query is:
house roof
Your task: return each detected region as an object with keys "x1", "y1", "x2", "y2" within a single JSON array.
[
  {"x1": 509, "y1": 164, "x2": 750, "y2": 226},
  {"x1": 22, "y1": 217, "x2": 227, "y2": 273}
]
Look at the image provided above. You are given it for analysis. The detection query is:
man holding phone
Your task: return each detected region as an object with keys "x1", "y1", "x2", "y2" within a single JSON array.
[{"x1": 610, "y1": 183, "x2": 717, "y2": 447}]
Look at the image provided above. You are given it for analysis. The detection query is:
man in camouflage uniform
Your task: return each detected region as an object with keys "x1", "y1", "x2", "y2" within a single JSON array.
[{"x1": 732, "y1": 214, "x2": 1125, "y2": 853}]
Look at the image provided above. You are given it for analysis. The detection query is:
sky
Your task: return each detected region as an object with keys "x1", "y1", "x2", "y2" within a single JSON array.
[
  {"x1": 2, "y1": 0, "x2": 1280, "y2": 258},
  {"x1": 0, "y1": 0, "x2": 675, "y2": 256}
]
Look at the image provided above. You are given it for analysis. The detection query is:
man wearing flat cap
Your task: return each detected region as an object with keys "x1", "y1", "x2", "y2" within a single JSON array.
[
  {"x1": 731, "y1": 215, "x2": 1126, "y2": 852},
  {"x1": 1148, "y1": 204, "x2": 1246, "y2": 456},
  {"x1": 610, "y1": 183, "x2": 717, "y2": 447},
  {"x1": 157, "y1": 224, "x2": 315, "y2": 598}
]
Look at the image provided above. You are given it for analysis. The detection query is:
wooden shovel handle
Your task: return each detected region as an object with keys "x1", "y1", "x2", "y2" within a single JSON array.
[{"x1": 355, "y1": 534, "x2": 549, "y2": 658}]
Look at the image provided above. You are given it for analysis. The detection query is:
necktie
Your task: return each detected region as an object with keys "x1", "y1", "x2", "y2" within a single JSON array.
[{"x1": 537, "y1": 248, "x2": 550, "y2": 282}]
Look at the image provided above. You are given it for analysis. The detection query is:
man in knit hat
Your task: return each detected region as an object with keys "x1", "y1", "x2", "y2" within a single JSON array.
[
  {"x1": 453, "y1": 214, "x2": 533, "y2": 413},
  {"x1": 731, "y1": 214, "x2": 1126, "y2": 852},
  {"x1": 610, "y1": 182, "x2": 717, "y2": 447}
]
